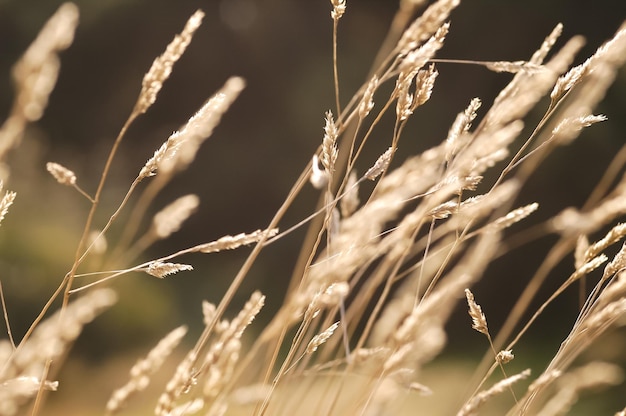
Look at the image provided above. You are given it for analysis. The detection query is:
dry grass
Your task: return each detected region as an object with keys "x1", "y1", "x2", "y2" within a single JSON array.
[{"x1": 1, "y1": 1, "x2": 626, "y2": 415}]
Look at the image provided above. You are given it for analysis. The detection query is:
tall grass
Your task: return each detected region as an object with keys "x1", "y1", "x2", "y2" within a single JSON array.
[{"x1": 1, "y1": 1, "x2": 626, "y2": 415}]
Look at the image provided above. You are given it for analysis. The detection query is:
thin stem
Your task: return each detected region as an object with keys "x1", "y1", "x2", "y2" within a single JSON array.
[
  {"x1": 189, "y1": 155, "x2": 312, "y2": 388},
  {"x1": 62, "y1": 113, "x2": 138, "y2": 309},
  {"x1": 78, "y1": 178, "x2": 142, "y2": 266},
  {"x1": 68, "y1": 268, "x2": 138, "y2": 294},
  {"x1": 257, "y1": 324, "x2": 289, "y2": 399},
  {"x1": 415, "y1": 218, "x2": 436, "y2": 308},
  {"x1": 332, "y1": 18, "x2": 341, "y2": 116},
  {"x1": 263, "y1": 175, "x2": 366, "y2": 246},
  {"x1": 0, "y1": 281, "x2": 15, "y2": 349},
  {"x1": 72, "y1": 183, "x2": 95, "y2": 203},
  {"x1": 257, "y1": 316, "x2": 313, "y2": 416},
  {"x1": 30, "y1": 360, "x2": 52, "y2": 416},
  {"x1": 7, "y1": 113, "x2": 139, "y2": 381},
  {"x1": 367, "y1": 1, "x2": 419, "y2": 78},
  {"x1": 111, "y1": 172, "x2": 169, "y2": 264}
]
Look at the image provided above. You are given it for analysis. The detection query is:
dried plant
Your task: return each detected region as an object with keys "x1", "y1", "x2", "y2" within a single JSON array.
[{"x1": 0, "y1": 1, "x2": 625, "y2": 416}]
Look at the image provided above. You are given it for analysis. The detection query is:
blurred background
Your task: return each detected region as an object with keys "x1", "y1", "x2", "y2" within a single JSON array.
[{"x1": 0, "y1": 0, "x2": 625, "y2": 414}]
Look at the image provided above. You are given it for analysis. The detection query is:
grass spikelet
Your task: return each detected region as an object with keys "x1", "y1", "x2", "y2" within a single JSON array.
[
  {"x1": 454, "y1": 120, "x2": 523, "y2": 178},
  {"x1": 383, "y1": 343, "x2": 414, "y2": 373},
  {"x1": 0, "y1": 377, "x2": 58, "y2": 416},
  {"x1": 551, "y1": 193, "x2": 626, "y2": 237},
  {"x1": 518, "y1": 298, "x2": 626, "y2": 413},
  {"x1": 588, "y1": 24, "x2": 626, "y2": 70},
  {"x1": 412, "y1": 64, "x2": 438, "y2": 110},
  {"x1": 11, "y1": 2, "x2": 79, "y2": 115},
  {"x1": 487, "y1": 203, "x2": 539, "y2": 232},
  {"x1": 537, "y1": 362, "x2": 623, "y2": 416},
  {"x1": 306, "y1": 322, "x2": 340, "y2": 354},
  {"x1": 132, "y1": 10, "x2": 204, "y2": 117},
  {"x1": 603, "y1": 242, "x2": 626, "y2": 278},
  {"x1": 397, "y1": 0, "x2": 460, "y2": 54},
  {"x1": 550, "y1": 62, "x2": 588, "y2": 104},
  {"x1": 229, "y1": 291, "x2": 265, "y2": 339},
  {"x1": 487, "y1": 35, "x2": 583, "y2": 128},
  {"x1": 39, "y1": 288, "x2": 116, "y2": 349},
  {"x1": 50, "y1": 290, "x2": 116, "y2": 350},
  {"x1": 0, "y1": 3, "x2": 78, "y2": 160},
  {"x1": 552, "y1": 114, "x2": 608, "y2": 144},
  {"x1": 200, "y1": 292, "x2": 263, "y2": 405},
  {"x1": 395, "y1": 72, "x2": 416, "y2": 121},
  {"x1": 152, "y1": 194, "x2": 200, "y2": 239},
  {"x1": 45, "y1": 162, "x2": 93, "y2": 201},
  {"x1": 330, "y1": 0, "x2": 346, "y2": 20},
  {"x1": 428, "y1": 199, "x2": 459, "y2": 220},
  {"x1": 408, "y1": 382, "x2": 433, "y2": 396},
  {"x1": 46, "y1": 162, "x2": 76, "y2": 186},
  {"x1": 145, "y1": 261, "x2": 193, "y2": 279},
  {"x1": 445, "y1": 97, "x2": 481, "y2": 163},
  {"x1": 155, "y1": 350, "x2": 198, "y2": 416},
  {"x1": 551, "y1": 25, "x2": 625, "y2": 98},
  {"x1": 321, "y1": 110, "x2": 339, "y2": 173},
  {"x1": 399, "y1": 23, "x2": 449, "y2": 74},
  {"x1": 530, "y1": 23, "x2": 563, "y2": 64},
  {"x1": 192, "y1": 228, "x2": 278, "y2": 254},
  {"x1": 202, "y1": 338, "x2": 241, "y2": 402},
  {"x1": 320, "y1": 281, "x2": 349, "y2": 307},
  {"x1": 140, "y1": 76, "x2": 246, "y2": 179},
  {"x1": 583, "y1": 222, "x2": 626, "y2": 262},
  {"x1": 202, "y1": 300, "x2": 217, "y2": 326},
  {"x1": 572, "y1": 254, "x2": 608, "y2": 282},
  {"x1": 1, "y1": 377, "x2": 58, "y2": 395},
  {"x1": 105, "y1": 326, "x2": 188, "y2": 415},
  {"x1": 458, "y1": 369, "x2": 531, "y2": 416},
  {"x1": 465, "y1": 289, "x2": 488, "y2": 335},
  {"x1": 484, "y1": 60, "x2": 544, "y2": 73},
  {"x1": 395, "y1": 26, "x2": 446, "y2": 121},
  {"x1": 581, "y1": 298, "x2": 626, "y2": 334},
  {"x1": 358, "y1": 75, "x2": 378, "y2": 119},
  {"x1": 0, "y1": 185, "x2": 16, "y2": 227},
  {"x1": 1, "y1": 289, "x2": 116, "y2": 412},
  {"x1": 445, "y1": 180, "x2": 519, "y2": 227},
  {"x1": 595, "y1": 271, "x2": 626, "y2": 310},
  {"x1": 364, "y1": 147, "x2": 394, "y2": 180},
  {"x1": 496, "y1": 350, "x2": 514, "y2": 364}
]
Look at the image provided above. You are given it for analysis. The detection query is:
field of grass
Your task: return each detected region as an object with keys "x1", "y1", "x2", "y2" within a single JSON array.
[{"x1": 1, "y1": 1, "x2": 626, "y2": 415}]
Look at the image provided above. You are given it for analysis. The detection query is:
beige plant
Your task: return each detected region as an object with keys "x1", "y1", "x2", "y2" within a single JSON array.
[{"x1": 0, "y1": 1, "x2": 625, "y2": 415}]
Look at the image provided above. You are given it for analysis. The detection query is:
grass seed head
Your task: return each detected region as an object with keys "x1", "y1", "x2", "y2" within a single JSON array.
[
  {"x1": 133, "y1": 10, "x2": 204, "y2": 116},
  {"x1": 465, "y1": 289, "x2": 488, "y2": 336}
]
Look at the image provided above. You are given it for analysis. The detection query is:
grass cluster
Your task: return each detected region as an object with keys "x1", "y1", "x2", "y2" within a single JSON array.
[{"x1": 1, "y1": 1, "x2": 626, "y2": 415}]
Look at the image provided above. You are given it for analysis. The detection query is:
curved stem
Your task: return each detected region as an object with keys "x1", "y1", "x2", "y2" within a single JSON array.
[{"x1": 62, "y1": 113, "x2": 138, "y2": 309}]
